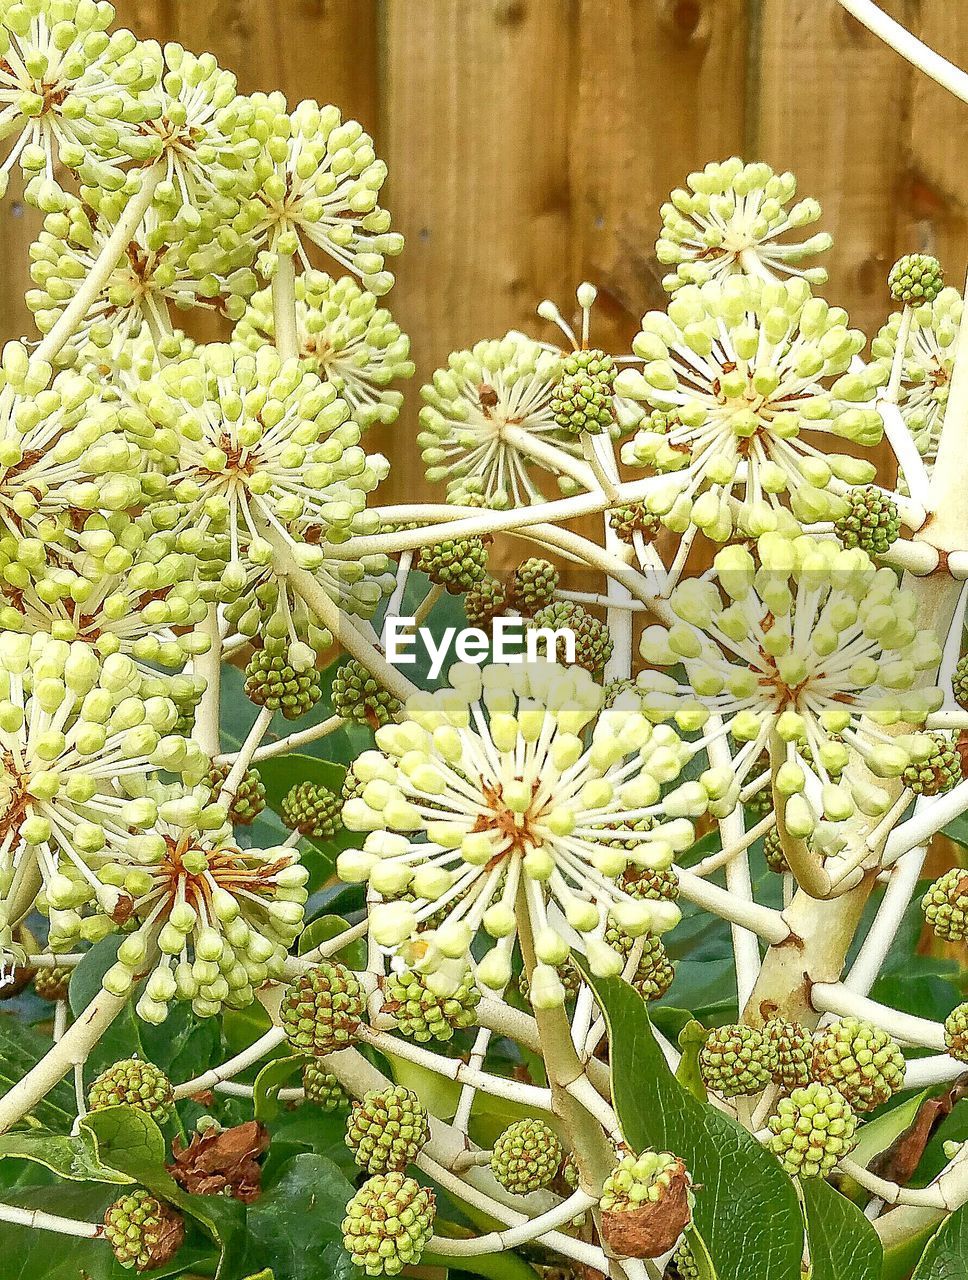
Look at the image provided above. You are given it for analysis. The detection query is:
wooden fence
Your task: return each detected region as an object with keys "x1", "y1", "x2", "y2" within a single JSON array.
[{"x1": 1, "y1": 0, "x2": 966, "y2": 504}]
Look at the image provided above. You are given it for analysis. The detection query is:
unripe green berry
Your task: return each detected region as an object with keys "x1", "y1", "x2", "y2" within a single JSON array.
[
  {"x1": 888, "y1": 254, "x2": 944, "y2": 305},
  {"x1": 104, "y1": 1189, "x2": 184, "y2": 1272},
  {"x1": 943, "y1": 1003, "x2": 968, "y2": 1063},
  {"x1": 281, "y1": 781, "x2": 342, "y2": 839},
  {"x1": 280, "y1": 962, "x2": 365, "y2": 1055},
  {"x1": 346, "y1": 1085, "x2": 430, "y2": 1173},
  {"x1": 551, "y1": 349, "x2": 616, "y2": 435},
  {"x1": 34, "y1": 964, "x2": 71, "y2": 1002},
  {"x1": 303, "y1": 1062, "x2": 350, "y2": 1110},
  {"x1": 490, "y1": 1119, "x2": 562, "y2": 1193},
  {"x1": 811, "y1": 1017, "x2": 905, "y2": 1112},
  {"x1": 528, "y1": 601, "x2": 612, "y2": 675},
  {"x1": 768, "y1": 1082, "x2": 857, "y2": 1177},
  {"x1": 922, "y1": 867, "x2": 968, "y2": 941},
  {"x1": 244, "y1": 646, "x2": 322, "y2": 720},
  {"x1": 833, "y1": 486, "x2": 900, "y2": 557},
  {"x1": 88, "y1": 1058, "x2": 174, "y2": 1122},
  {"x1": 341, "y1": 1172, "x2": 435, "y2": 1276},
  {"x1": 763, "y1": 1018, "x2": 813, "y2": 1090},
  {"x1": 382, "y1": 968, "x2": 480, "y2": 1043},
  {"x1": 205, "y1": 762, "x2": 266, "y2": 825},
  {"x1": 331, "y1": 659, "x2": 401, "y2": 729},
  {"x1": 463, "y1": 576, "x2": 506, "y2": 627},
  {"x1": 699, "y1": 1024, "x2": 776, "y2": 1097},
  {"x1": 508, "y1": 558, "x2": 559, "y2": 615}
]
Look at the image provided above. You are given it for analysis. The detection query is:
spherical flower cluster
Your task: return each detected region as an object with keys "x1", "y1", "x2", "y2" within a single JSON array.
[
  {"x1": 418, "y1": 333, "x2": 582, "y2": 507},
  {"x1": 0, "y1": 514, "x2": 211, "y2": 676},
  {"x1": 303, "y1": 1062, "x2": 349, "y2": 1110},
  {"x1": 638, "y1": 535, "x2": 944, "y2": 840},
  {"x1": 280, "y1": 781, "x2": 341, "y2": 839},
  {"x1": 244, "y1": 644, "x2": 323, "y2": 720},
  {"x1": 140, "y1": 42, "x2": 262, "y2": 224},
  {"x1": 132, "y1": 343, "x2": 390, "y2": 629},
  {"x1": 888, "y1": 254, "x2": 944, "y2": 306},
  {"x1": 240, "y1": 95, "x2": 402, "y2": 291},
  {"x1": 331, "y1": 659, "x2": 401, "y2": 729},
  {"x1": 811, "y1": 1017, "x2": 905, "y2": 1112},
  {"x1": 104, "y1": 1188, "x2": 184, "y2": 1273},
  {"x1": 871, "y1": 286, "x2": 961, "y2": 469},
  {"x1": 921, "y1": 868, "x2": 968, "y2": 941},
  {"x1": 341, "y1": 1172, "x2": 435, "y2": 1278},
  {"x1": 944, "y1": 1004, "x2": 968, "y2": 1063},
  {"x1": 89, "y1": 785, "x2": 307, "y2": 1022},
  {"x1": 833, "y1": 486, "x2": 900, "y2": 557},
  {"x1": 88, "y1": 1056, "x2": 173, "y2": 1121},
  {"x1": 0, "y1": 1, "x2": 161, "y2": 195},
  {"x1": 346, "y1": 1085, "x2": 430, "y2": 1174},
  {"x1": 381, "y1": 966, "x2": 480, "y2": 1042},
  {"x1": 491, "y1": 1119, "x2": 562, "y2": 1193},
  {"x1": 28, "y1": 187, "x2": 258, "y2": 362},
  {"x1": 768, "y1": 1082, "x2": 857, "y2": 1177},
  {"x1": 699, "y1": 1024, "x2": 775, "y2": 1097},
  {"x1": 339, "y1": 662, "x2": 703, "y2": 1002},
  {"x1": 234, "y1": 271, "x2": 413, "y2": 427},
  {"x1": 764, "y1": 1018, "x2": 813, "y2": 1090},
  {"x1": 0, "y1": 344, "x2": 145, "y2": 558},
  {"x1": 509, "y1": 558, "x2": 559, "y2": 614},
  {"x1": 599, "y1": 1151, "x2": 692, "y2": 1260},
  {"x1": 0, "y1": 632, "x2": 203, "y2": 966},
  {"x1": 655, "y1": 159, "x2": 831, "y2": 294},
  {"x1": 618, "y1": 277, "x2": 884, "y2": 538},
  {"x1": 281, "y1": 960, "x2": 365, "y2": 1055}
]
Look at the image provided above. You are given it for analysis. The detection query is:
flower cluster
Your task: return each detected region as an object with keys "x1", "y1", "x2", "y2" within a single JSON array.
[
  {"x1": 0, "y1": 631, "x2": 204, "y2": 967},
  {"x1": 618, "y1": 277, "x2": 884, "y2": 538},
  {"x1": 638, "y1": 534, "x2": 944, "y2": 839},
  {"x1": 339, "y1": 662, "x2": 716, "y2": 1004},
  {"x1": 656, "y1": 158, "x2": 832, "y2": 293}
]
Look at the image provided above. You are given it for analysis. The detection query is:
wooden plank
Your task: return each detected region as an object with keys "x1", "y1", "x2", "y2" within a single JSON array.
[
  {"x1": 379, "y1": 0, "x2": 576, "y2": 509},
  {"x1": 569, "y1": 0, "x2": 748, "y2": 354},
  {"x1": 753, "y1": 0, "x2": 911, "y2": 340},
  {"x1": 897, "y1": 2, "x2": 968, "y2": 286}
]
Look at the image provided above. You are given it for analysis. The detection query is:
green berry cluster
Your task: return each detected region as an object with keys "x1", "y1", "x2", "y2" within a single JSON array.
[
  {"x1": 944, "y1": 1004, "x2": 968, "y2": 1063},
  {"x1": 205, "y1": 762, "x2": 266, "y2": 826},
  {"x1": 34, "y1": 965, "x2": 72, "y2": 1002},
  {"x1": 281, "y1": 781, "x2": 342, "y2": 839},
  {"x1": 303, "y1": 1062, "x2": 350, "y2": 1111},
  {"x1": 382, "y1": 968, "x2": 480, "y2": 1043},
  {"x1": 417, "y1": 536, "x2": 489, "y2": 593},
  {"x1": 768, "y1": 1082, "x2": 857, "y2": 1177},
  {"x1": 764, "y1": 1019, "x2": 813, "y2": 1091},
  {"x1": 550, "y1": 349, "x2": 616, "y2": 435},
  {"x1": 833, "y1": 486, "x2": 900, "y2": 556},
  {"x1": 888, "y1": 254, "x2": 945, "y2": 305},
  {"x1": 88, "y1": 1058, "x2": 174, "y2": 1122},
  {"x1": 608, "y1": 502, "x2": 661, "y2": 545},
  {"x1": 699, "y1": 1024, "x2": 776, "y2": 1097},
  {"x1": 331, "y1": 659, "x2": 402, "y2": 728},
  {"x1": 244, "y1": 645, "x2": 323, "y2": 720},
  {"x1": 342, "y1": 1172, "x2": 435, "y2": 1277},
  {"x1": 490, "y1": 1119, "x2": 562, "y2": 1193},
  {"x1": 281, "y1": 962, "x2": 366, "y2": 1055},
  {"x1": 901, "y1": 733, "x2": 962, "y2": 797},
  {"x1": 509, "y1": 557, "x2": 559, "y2": 613},
  {"x1": 528, "y1": 601, "x2": 613, "y2": 674},
  {"x1": 811, "y1": 1017, "x2": 905, "y2": 1112},
  {"x1": 104, "y1": 1189, "x2": 184, "y2": 1272},
  {"x1": 345, "y1": 1086, "x2": 430, "y2": 1173},
  {"x1": 463, "y1": 576, "x2": 507, "y2": 627},
  {"x1": 922, "y1": 868, "x2": 968, "y2": 941}
]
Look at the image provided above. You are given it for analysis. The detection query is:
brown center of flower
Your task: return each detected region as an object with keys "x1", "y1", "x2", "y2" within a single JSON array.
[{"x1": 472, "y1": 778, "x2": 547, "y2": 861}]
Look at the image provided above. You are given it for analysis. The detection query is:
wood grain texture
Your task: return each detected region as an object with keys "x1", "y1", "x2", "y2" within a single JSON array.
[{"x1": 0, "y1": 0, "x2": 965, "y2": 512}]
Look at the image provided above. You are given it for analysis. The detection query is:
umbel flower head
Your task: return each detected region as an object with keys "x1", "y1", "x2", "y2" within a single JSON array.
[
  {"x1": 871, "y1": 286, "x2": 961, "y2": 472},
  {"x1": 0, "y1": 512, "x2": 211, "y2": 675},
  {"x1": 27, "y1": 186, "x2": 258, "y2": 364},
  {"x1": 239, "y1": 94, "x2": 402, "y2": 291},
  {"x1": 419, "y1": 333, "x2": 587, "y2": 508},
  {"x1": 137, "y1": 42, "x2": 261, "y2": 223},
  {"x1": 618, "y1": 277, "x2": 884, "y2": 540},
  {"x1": 132, "y1": 342, "x2": 389, "y2": 607},
  {"x1": 656, "y1": 158, "x2": 832, "y2": 294},
  {"x1": 638, "y1": 535, "x2": 944, "y2": 839},
  {"x1": 80, "y1": 784, "x2": 307, "y2": 1023},
  {"x1": 339, "y1": 662, "x2": 709, "y2": 1004},
  {"x1": 234, "y1": 270, "x2": 414, "y2": 428},
  {"x1": 0, "y1": 631, "x2": 204, "y2": 967},
  {"x1": 0, "y1": 344, "x2": 145, "y2": 557},
  {"x1": 0, "y1": 0, "x2": 161, "y2": 194}
]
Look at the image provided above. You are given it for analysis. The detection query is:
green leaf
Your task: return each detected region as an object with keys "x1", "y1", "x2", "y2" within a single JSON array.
[
  {"x1": 0, "y1": 1127, "x2": 133, "y2": 1186},
  {"x1": 298, "y1": 913, "x2": 365, "y2": 968},
  {"x1": 801, "y1": 1179, "x2": 881, "y2": 1279},
  {"x1": 253, "y1": 1054, "x2": 306, "y2": 1124},
  {"x1": 838, "y1": 1091, "x2": 927, "y2": 1204},
  {"x1": 0, "y1": 1014, "x2": 75, "y2": 1131},
  {"x1": 911, "y1": 1201, "x2": 968, "y2": 1278},
  {"x1": 82, "y1": 1107, "x2": 246, "y2": 1280},
  {"x1": 258, "y1": 754, "x2": 345, "y2": 808},
  {"x1": 576, "y1": 962, "x2": 804, "y2": 1280},
  {"x1": 242, "y1": 1153, "x2": 357, "y2": 1280}
]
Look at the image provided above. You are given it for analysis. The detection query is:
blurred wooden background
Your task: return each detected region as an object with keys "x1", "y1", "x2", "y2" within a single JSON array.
[{"x1": 1, "y1": 0, "x2": 966, "y2": 504}]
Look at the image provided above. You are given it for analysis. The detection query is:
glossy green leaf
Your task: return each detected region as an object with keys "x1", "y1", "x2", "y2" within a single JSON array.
[
  {"x1": 0, "y1": 1127, "x2": 133, "y2": 1186},
  {"x1": 576, "y1": 963, "x2": 803, "y2": 1280},
  {"x1": 675, "y1": 1020, "x2": 708, "y2": 1101},
  {"x1": 801, "y1": 1178, "x2": 881, "y2": 1279},
  {"x1": 0, "y1": 1015, "x2": 75, "y2": 1132},
  {"x1": 253, "y1": 1054, "x2": 306, "y2": 1124},
  {"x1": 297, "y1": 913, "x2": 365, "y2": 967},
  {"x1": 242, "y1": 1153, "x2": 357, "y2": 1280},
  {"x1": 911, "y1": 1202, "x2": 968, "y2": 1278}
]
